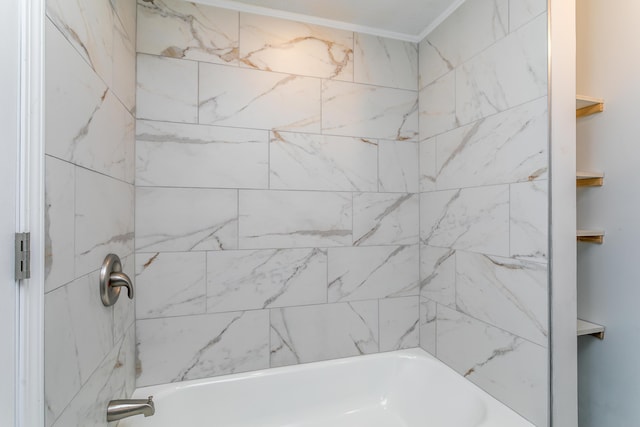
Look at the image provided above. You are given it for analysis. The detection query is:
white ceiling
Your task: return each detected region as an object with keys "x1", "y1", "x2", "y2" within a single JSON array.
[{"x1": 196, "y1": 0, "x2": 466, "y2": 42}]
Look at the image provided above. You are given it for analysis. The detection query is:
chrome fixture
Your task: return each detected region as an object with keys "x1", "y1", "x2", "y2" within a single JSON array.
[
  {"x1": 100, "y1": 253, "x2": 134, "y2": 307},
  {"x1": 107, "y1": 396, "x2": 155, "y2": 422}
]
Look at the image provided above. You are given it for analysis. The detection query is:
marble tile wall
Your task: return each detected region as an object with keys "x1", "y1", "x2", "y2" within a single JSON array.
[
  {"x1": 417, "y1": 0, "x2": 549, "y2": 425},
  {"x1": 135, "y1": 0, "x2": 420, "y2": 388},
  {"x1": 44, "y1": 0, "x2": 136, "y2": 424}
]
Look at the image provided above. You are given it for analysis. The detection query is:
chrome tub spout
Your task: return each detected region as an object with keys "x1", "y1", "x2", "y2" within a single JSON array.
[{"x1": 107, "y1": 396, "x2": 155, "y2": 422}]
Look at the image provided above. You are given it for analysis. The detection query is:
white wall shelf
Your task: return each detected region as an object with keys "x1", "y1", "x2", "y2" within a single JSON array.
[
  {"x1": 577, "y1": 229, "x2": 605, "y2": 244},
  {"x1": 577, "y1": 171, "x2": 604, "y2": 187},
  {"x1": 577, "y1": 319, "x2": 605, "y2": 339},
  {"x1": 576, "y1": 95, "x2": 605, "y2": 117}
]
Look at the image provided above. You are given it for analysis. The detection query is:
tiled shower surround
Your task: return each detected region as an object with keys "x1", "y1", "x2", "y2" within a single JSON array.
[
  {"x1": 134, "y1": 0, "x2": 422, "y2": 386},
  {"x1": 44, "y1": 0, "x2": 136, "y2": 425},
  {"x1": 134, "y1": 0, "x2": 549, "y2": 425}
]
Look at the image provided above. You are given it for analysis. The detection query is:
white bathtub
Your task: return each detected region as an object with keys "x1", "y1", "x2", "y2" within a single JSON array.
[{"x1": 119, "y1": 348, "x2": 534, "y2": 427}]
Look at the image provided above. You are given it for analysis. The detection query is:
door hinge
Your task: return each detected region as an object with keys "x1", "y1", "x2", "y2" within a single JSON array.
[{"x1": 15, "y1": 232, "x2": 31, "y2": 280}]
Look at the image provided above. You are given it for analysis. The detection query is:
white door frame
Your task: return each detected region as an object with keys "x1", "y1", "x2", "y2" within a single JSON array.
[{"x1": 17, "y1": 0, "x2": 45, "y2": 426}]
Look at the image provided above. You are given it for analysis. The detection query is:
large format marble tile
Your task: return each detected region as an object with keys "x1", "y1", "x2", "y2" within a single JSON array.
[
  {"x1": 510, "y1": 180, "x2": 548, "y2": 261},
  {"x1": 75, "y1": 168, "x2": 134, "y2": 279},
  {"x1": 112, "y1": 15, "x2": 136, "y2": 113},
  {"x1": 354, "y1": 34, "x2": 418, "y2": 90},
  {"x1": 239, "y1": 14, "x2": 353, "y2": 80},
  {"x1": 420, "y1": 246, "x2": 456, "y2": 308},
  {"x1": 238, "y1": 190, "x2": 352, "y2": 249},
  {"x1": 136, "y1": 120, "x2": 269, "y2": 189},
  {"x1": 113, "y1": 254, "x2": 136, "y2": 343},
  {"x1": 45, "y1": 272, "x2": 114, "y2": 424},
  {"x1": 137, "y1": 0, "x2": 239, "y2": 65},
  {"x1": 45, "y1": 156, "x2": 75, "y2": 293},
  {"x1": 50, "y1": 328, "x2": 134, "y2": 427},
  {"x1": 136, "y1": 54, "x2": 198, "y2": 123},
  {"x1": 269, "y1": 131, "x2": 378, "y2": 192},
  {"x1": 455, "y1": 251, "x2": 548, "y2": 347},
  {"x1": 420, "y1": 186, "x2": 510, "y2": 256},
  {"x1": 328, "y1": 245, "x2": 419, "y2": 302},
  {"x1": 46, "y1": 0, "x2": 114, "y2": 86},
  {"x1": 419, "y1": 137, "x2": 437, "y2": 192},
  {"x1": 455, "y1": 14, "x2": 547, "y2": 125},
  {"x1": 436, "y1": 97, "x2": 548, "y2": 190},
  {"x1": 135, "y1": 252, "x2": 207, "y2": 319},
  {"x1": 199, "y1": 63, "x2": 321, "y2": 132},
  {"x1": 113, "y1": 0, "x2": 136, "y2": 41},
  {"x1": 419, "y1": 71, "x2": 457, "y2": 140},
  {"x1": 436, "y1": 306, "x2": 547, "y2": 426},
  {"x1": 353, "y1": 192, "x2": 419, "y2": 246},
  {"x1": 419, "y1": 299, "x2": 437, "y2": 355},
  {"x1": 419, "y1": 0, "x2": 508, "y2": 88},
  {"x1": 207, "y1": 248, "x2": 327, "y2": 312},
  {"x1": 379, "y1": 296, "x2": 420, "y2": 351},
  {"x1": 378, "y1": 140, "x2": 419, "y2": 193},
  {"x1": 510, "y1": 0, "x2": 547, "y2": 32},
  {"x1": 46, "y1": 20, "x2": 134, "y2": 183},
  {"x1": 137, "y1": 310, "x2": 269, "y2": 386},
  {"x1": 270, "y1": 301, "x2": 378, "y2": 367},
  {"x1": 136, "y1": 187, "x2": 237, "y2": 252},
  {"x1": 322, "y1": 80, "x2": 418, "y2": 141}
]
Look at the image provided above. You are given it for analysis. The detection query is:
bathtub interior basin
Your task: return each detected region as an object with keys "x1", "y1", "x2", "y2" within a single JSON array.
[{"x1": 119, "y1": 348, "x2": 534, "y2": 427}]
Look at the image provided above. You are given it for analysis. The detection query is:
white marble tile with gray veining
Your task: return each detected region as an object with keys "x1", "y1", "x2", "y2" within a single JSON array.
[
  {"x1": 354, "y1": 34, "x2": 418, "y2": 90},
  {"x1": 455, "y1": 14, "x2": 547, "y2": 125},
  {"x1": 137, "y1": 0, "x2": 239, "y2": 65},
  {"x1": 436, "y1": 97, "x2": 548, "y2": 190},
  {"x1": 455, "y1": 251, "x2": 548, "y2": 347},
  {"x1": 45, "y1": 272, "x2": 114, "y2": 424},
  {"x1": 328, "y1": 245, "x2": 419, "y2": 302},
  {"x1": 420, "y1": 245, "x2": 456, "y2": 308},
  {"x1": 378, "y1": 140, "x2": 419, "y2": 193},
  {"x1": 135, "y1": 252, "x2": 207, "y2": 319},
  {"x1": 420, "y1": 186, "x2": 509, "y2": 256},
  {"x1": 322, "y1": 80, "x2": 418, "y2": 141},
  {"x1": 419, "y1": 71, "x2": 458, "y2": 140},
  {"x1": 510, "y1": 0, "x2": 547, "y2": 32},
  {"x1": 50, "y1": 327, "x2": 135, "y2": 427},
  {"x1": 136, "y1": 187, "x2": 237, "y2": 252},
  {"x1": 113, "y1": 0, "x2": 136, "y2": 41},
  {"x1": 419, "y1": 137, "x2": 437, "y2": 192},
  {"x1": 270, "y1": 131, "x2": 378, "y2": 192},
  {"x1": 239, "y1": 13, "x2": 353, "y2": 80},
  {"x1": 207, "y1": 248, "x2": 327, "y2": 313},
  {"x1": 45, "y1": 156, "x2": 75, "y2": 293},
  {"x1": 238, "y1": 190, "x2": 352, "y2": 249},
  {"x1": 199, "y1": 63, "x2": 321, "y2": 132},
  {"x1": 270, "y1": 301, "x2": 378, "y2": 367},
  {"x1": 419, "y1": 0, "x2": 508, "y2": 88},
  {"x1": 353, "y1": 193, "x2": 418, "y2": 246},
  {"x1": 46, "y1": 0, "x2": 114, "y2": 85},
  {"x1": 510, "y1": 180, "x2": 548, "y2": 261},
  {"x1": 75, "y1": 168, "x2": 134, "y2": 279},
  {"x1": 379, "y1": 296, "x2": 419, "y2": 351},
  {"x1": 112, "y1": 15, "x2": 136, "y2": 112},
  {"x1": 419, "y1": 299, "x2": 437, "y2": 355},
  {"x1": 137, "y1": 310, "x2": 269, "y2": 386},
  {"x1": 137, "y1": 54, "x2": 198, "y2": 123},
  {"x1": 136, "y1": 120, "x2": 269, "y2": 189},
  {"x1": 436, "y1": 306, "x2": 547, "y2": 426},
  {"x1": 46, "y1": 21, "x2": 134, "y2": 183}
]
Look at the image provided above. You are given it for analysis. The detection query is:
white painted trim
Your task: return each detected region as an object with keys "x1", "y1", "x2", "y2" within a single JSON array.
[
  {"x1": 18, "y1": 0, "x2": 45, "y2": 424},
  {"x1": 193, "y1": 0, "x2": 467, "y2": 42},
  {"x1": 416, "y1": 0, "x2": 467, "y2": 41}
]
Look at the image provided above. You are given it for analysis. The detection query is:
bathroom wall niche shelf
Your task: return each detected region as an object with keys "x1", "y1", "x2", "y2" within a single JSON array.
[
  {"x1": 577, "y1": 319, "x2": 605, "y2": 339},
  {"x1": 577, "y1": 229, "x2": 605, "y2": 244},
  {"x1": 576, "y1": 171, "x2": 604, "y2": 187},
  {"x1": 576, "y1": 95, "x2": 605, "y2": 117}
]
